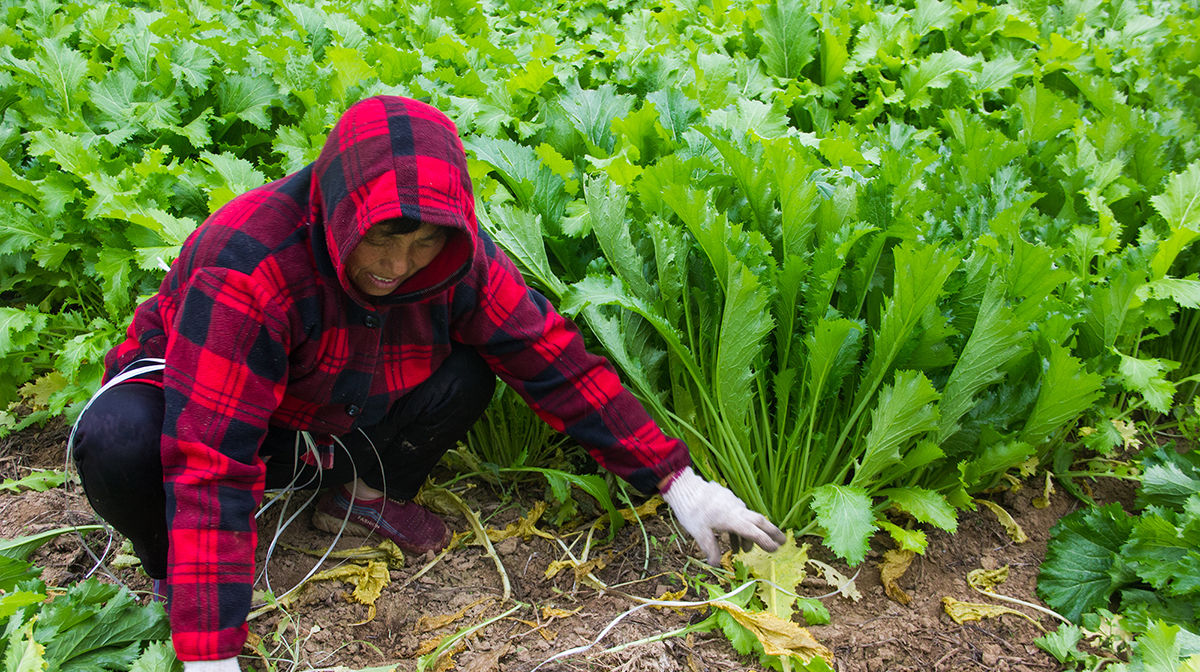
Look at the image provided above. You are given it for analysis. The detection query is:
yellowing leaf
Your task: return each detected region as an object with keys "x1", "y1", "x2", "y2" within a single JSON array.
[
  {"x1": 618, "y1": 495, "x2": 664, "y2": 523},
  {"x1": 1033, "y1": 472, "x2": 1054, "y2": 509},
  {"x1": 1111, "y1": 418, "x2": 1142, "y2": 450},
  {"x1": 975, "y1": 499, "x2": 1028, "y2": 543},
  {"x1": 544, "y1": 554, "x2": 608, "y2": 584},
  {"x1": 17, "y1": 372, "x2": 66, "y2": 409},
  {"x1": 709, "y1": 601, "x2": 834, "y2": 664},
  {"x1": 417, "y1": 597, "x2": 494, "y2": 633},
  {"x1": 484, "y1": 501, "x2": 555, "y2": 542},
  {"x1": 967, "y1": 566, "x2": 1010, "y2": 594},
  {"x1": 288, "y1": 539, "x2": 405, "y2": 568},
  {"x1": 879, "y1": 549, "x2": 914, "y2": 605},
  {"x1": 806, "y1": 558, "x2": 862, "y2": 602},
  {"x1": 540, "y1": 605, "x2": 582, "y2": 619},
  {"x1": 310, "y1": 560, "x2": 390, "y2": 621},
  {"x1": 736, "y1": 532, "x2": 808, "y2": 620},
  {"x1": 941, "y1": 597, "x2": 1041, "y2": 629}
]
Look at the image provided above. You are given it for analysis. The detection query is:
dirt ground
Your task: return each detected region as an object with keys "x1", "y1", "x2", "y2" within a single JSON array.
[{"x1": 1, "y1": 421, "x2": 1132, "y2": 672}]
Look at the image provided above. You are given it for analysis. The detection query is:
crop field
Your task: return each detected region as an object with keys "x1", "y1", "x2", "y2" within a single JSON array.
[{"x1": 0, "y1": 0, "x2": 1198, "y2": 669}]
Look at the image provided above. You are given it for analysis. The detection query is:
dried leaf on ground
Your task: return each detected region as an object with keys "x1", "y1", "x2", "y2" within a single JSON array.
[
  {"x1": 967, "y1": 566, "x2": 1010, "y2": 594},
  {"x1": 287, "y1": 539, "x2": 405, "y2": 568},
  {"x1": 941, "y1": 597, "x2": 1041, "y2": 629},
  {"x1": 879, "y1": 549, "x2": 915, "y2": 605},
  {"x1": 417, "y1": 597, "x2": 494, "y2": 633},
  {"x1": 710, "y1": 601, "x2": 834, "y2": 664},
  {"x1": 484, "y1": 501, "x2": 555, "y2": 542},
  {"x1": 461, "y1": 642, "x2": 512, "y2": 672},
  {"x1": 310, "y1": 560, "x2": 390, "y2": 621},
  {"x1": 807, "y1": 558, "x2": 862, "y2": 601},
  {"x1": 975, "y1": 499, "x2": 1029, "y2": 543}
]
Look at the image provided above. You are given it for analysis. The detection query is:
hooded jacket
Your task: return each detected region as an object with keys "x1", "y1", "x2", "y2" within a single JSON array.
[{"x1": 104, "y1": 96, "x2": 690, "y2": 661}]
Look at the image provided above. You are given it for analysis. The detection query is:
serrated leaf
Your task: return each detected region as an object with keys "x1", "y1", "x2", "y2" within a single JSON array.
[
  {"x1": 879, "y1": 487, "x2": 957, "y2": 532},
  {"x1": 855, "y1": 371, "x2": 940, "y2": 486},
  {"x1": 709, "y1": 601, "x2": 833, "y2": 664},
  {"x1": 1114, "y1": 351, "x2": 1179, "y2": 414},
  {"x1": 976, "y1": 499, "x2": 1028, "y2": 543},
  {"x1": 35, "y1": 38, "x2": 89, "y2": 114},
  {"x1": 216, "y1": 73, "x2": 278, "y2": 129},
  {"x1": 810, "y1": 484, "x2": 874, "y2": 565},
  {"x1": 759, "y1": 0, "x2": 819, "y2": 79},
  {"x1": 1020, "y1": 344, "x2": 1104, "y2": 447},
  {"x1": 1150, "y1": 160, "x2": 1200, "y2": 231},
  {"x1": 1037, "y1": 503, "x2": 1133, "y2": 623},
  {"x1": 736, "y1": 533, "x2": 808, "y2": 621},
  {"x1": 901, "y1": 50, "x2": 977, "y2": 109}
]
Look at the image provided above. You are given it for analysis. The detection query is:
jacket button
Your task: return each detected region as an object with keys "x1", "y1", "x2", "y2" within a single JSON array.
[
  {"x1": 346, "y1": 404, "x2": 361, "y2": 416},
  {"x1": 364, "y1": 314, "x2": 380, "y2": 328}
]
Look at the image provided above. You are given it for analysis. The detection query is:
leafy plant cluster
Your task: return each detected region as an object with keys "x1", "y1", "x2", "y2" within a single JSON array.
[
  {"x1": 1035, "y1": 439, "x2": 1200, "y2": 671},
  {"x1": 0, "y1": 527, "x2": 174, "y2": 671},
  {"x1": 0, "y1": 0, "x2": 1198, "y2": 567}
]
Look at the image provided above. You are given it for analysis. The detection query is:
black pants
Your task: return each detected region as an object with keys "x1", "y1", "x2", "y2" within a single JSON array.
[{"x1": 71, "y1": 345, "x2": 495, "y2": 579}]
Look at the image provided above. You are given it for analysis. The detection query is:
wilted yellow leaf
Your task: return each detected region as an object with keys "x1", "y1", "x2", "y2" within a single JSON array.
[
  {"x1": 807, "y1": 558, "x2": 862, "y2": 602},
  {"x1": 975, "y1": 499, "x2": 1028, "y2": 543},
  {"x1": 286, "y1": 539, "x2": 405, "y2": 568},
  {"x1": 736, "y1": 532, "x2": 808, "y2": 620},
  {"x1": 540, "y1": 605, "x2": 582, "y2": 619},
  {"x1": 967, "y1": 566, "x2": 1009, "y2": 594},
  {"x1": 1111, "y1": 418, "x2": 1142, "y2": 449},
  {"x1": 511, "y1": 618, "x2": 557, "y2": 642},
  {"x1": 485, "y1": 501, "x2": 555, "y2": 542},
  {"x1": 545, "y1": 555, "x2": 608, "y2": 583},
  {"x1": 879, "y1": 549, "x2": 914, "y2": 605},
  {"x1": 17, "y1": 372, "x2": 66, "y2": 409},
  {"x1": 709, "y1": 601, "x2": 834, "y2": 664},
  {"x1": 941, "y1": 597, "x2": 1041, "y2": 629},
  {"x1": 1032, "y1": 472, "x2": 1054, "y2": 509},
  {"x1": 310, "y1": 560, "x2": 390, "y2": 621},
  {"x1": 618, "y1": 496, "x2": 664, "y2": 522},
  {"x1": 417, "y1": 597, "x2": 493, "y2": 633}
]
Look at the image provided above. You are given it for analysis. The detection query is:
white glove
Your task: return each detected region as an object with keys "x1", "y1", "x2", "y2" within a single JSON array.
[
  {"x1": 661, "y1": 467, "x2": 786, "y2": 565},
  {"x1": 183, "y1": 659, "x2": 241, "y2": 672}
]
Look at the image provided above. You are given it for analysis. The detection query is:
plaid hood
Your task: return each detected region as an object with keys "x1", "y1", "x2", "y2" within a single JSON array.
[{"x1": 311, "y1": 96, "x2": 475, "y2": 304}]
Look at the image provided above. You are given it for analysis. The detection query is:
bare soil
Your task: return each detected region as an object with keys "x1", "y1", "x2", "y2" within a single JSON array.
[{"x1": 1, "y1": 421, "x2": 1131, "y2": 672}]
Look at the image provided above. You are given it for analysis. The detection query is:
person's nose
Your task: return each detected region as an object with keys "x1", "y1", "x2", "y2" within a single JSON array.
[{"x1": 381, "y1": 252, "x2": 409, "y2": 279}]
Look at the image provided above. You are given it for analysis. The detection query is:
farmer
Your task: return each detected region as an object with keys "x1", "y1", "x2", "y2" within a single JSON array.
[{"x1": 69, "y1": 96, "x2": 784, "y2": 671}]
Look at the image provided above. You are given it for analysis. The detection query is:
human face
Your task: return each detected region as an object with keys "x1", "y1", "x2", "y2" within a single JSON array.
[{"x1": 346, "y1": 222, "x2": 447, "y2": 296}]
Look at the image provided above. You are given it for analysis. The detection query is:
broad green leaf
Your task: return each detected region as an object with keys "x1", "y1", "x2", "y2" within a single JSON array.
[
  {"x1": 736, "y1": 533, "x2": 808, "y2": 620},
  {"x1": 35, "y1": 38, "x2": 89, "y2": 115},
  {"x1": 810, "y1": 484, "x2": 874, "y2": 565},
  {"x1": 202, "y1": 152, "x2": 267, "y2": 211},
  {"x1": 1124, "y1": 508, "x2": 1200, "y2": 595},
  {"x1": 854, "y1": 371, "x2": 940, "y2": 486},
  {"x1": 1114, "y1": 351, "x2": 1179, "y2": 414},
  {"x1": 804, "y1": 318, "x2": 865, "y2": 403},
  {"x1": 477, "y1": 204, "x2": 563, "y2": 298},
  {"x1": 1149, "y1": 161, "x2": 1200, "y2": 278},
  {"x1": 1036, "y1": 503, "x2": 1133, "y2": 623},
  {"x1": 901, "y1": 50, "x2": 976, "y2": 109},
  {"x1": 555, "y1": 83, "x2": 633, "y2": 157},
  {"x1": 878, "y1": 487, "x2": 957, "y2": 533},
  {"x1": 216, "y1": 73, "x2": 278, "y2": 129},
  {"x1": 938, "y1": 278, "x2": 1027, "y2": 442},
  {"x1": 758, "y1": 0, "x2": 819, "y2": 79},
  {"x1": 583, "y1": 175, "x2": 652, "y2": 302},
  {"x1": 716, "y1": 265, "x2": 774, "y2": 443},
  {"x1": 1140, "y1": 277, "x2": 1200, "y2": 309},
  {"x1": 1020, "y1": 345, "x2": 1104, "y2": 447}
]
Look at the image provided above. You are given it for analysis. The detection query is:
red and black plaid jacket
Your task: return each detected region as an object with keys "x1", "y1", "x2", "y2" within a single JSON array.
[{"x1": 104, "y1": 96, "x2": 690, "y2": 661}]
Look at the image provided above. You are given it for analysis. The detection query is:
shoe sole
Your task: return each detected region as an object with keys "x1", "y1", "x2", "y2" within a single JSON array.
[{"x1": 311, "y1": 509, "x2": 450, "y2": 554}]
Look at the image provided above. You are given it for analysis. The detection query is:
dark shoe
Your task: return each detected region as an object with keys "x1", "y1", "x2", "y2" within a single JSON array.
[{"x1": 312, "y1": 486, "x2": 451, "y2": 554}]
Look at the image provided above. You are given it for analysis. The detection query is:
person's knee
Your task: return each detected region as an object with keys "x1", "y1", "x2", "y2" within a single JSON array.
[{"x1": 71, "y1": 383, "x2": 163, "y2": 474}]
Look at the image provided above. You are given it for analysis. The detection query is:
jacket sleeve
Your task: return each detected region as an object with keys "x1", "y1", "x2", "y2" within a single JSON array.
[
  {"x1": 450, "y1": 233, "x2": 690, "y2": 493},
  {"x1": 160, "y1": 268, "x2": 290, "y2": 661}
]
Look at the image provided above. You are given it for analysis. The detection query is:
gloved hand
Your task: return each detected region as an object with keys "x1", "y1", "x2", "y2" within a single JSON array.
[
  {"x1": 661, "y1": 467, "x2": 786, "y2": 565},
  {"x1": 183, "y1": 659, "x2": 241, "y2": 672}
]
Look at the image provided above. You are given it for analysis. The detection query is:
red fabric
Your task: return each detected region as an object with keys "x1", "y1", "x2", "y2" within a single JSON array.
[{"x1": 104, "y1": 96, "x2": 690, "y2": 661}]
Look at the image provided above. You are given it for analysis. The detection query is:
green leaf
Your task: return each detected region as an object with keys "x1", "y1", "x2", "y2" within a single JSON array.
[
  {"x1": 810, "y1": 484, "x2": 874, "y2": 565},
  {"x1": 1114, "y1": 351, "x2": 1179, "y2": 414},
  {"x1": 583, "y1": 175, "x2": 652, "y2": 301},
  {"x1": 555, "y1": 83, "x2": 633, "y2": 157},
  {"x1": 1036, "y1": 503, "x2": 1134, "y2": 623},
  {"x1": 1150, "y1": 160, "x2": 1200, "y2": 231},
  {"x1": 1035, "y1": 624, "x2": 1083, "y2": 663},
  {"x1": 878, "y1": 487, "x2": 957, "y2": 533},
  {"x1": 0, "y1": 470, "x2": 66, "y2": 494},
  {"x1": 758, "y1": 0, "x2": 819, "y2": 79},
  {"x1": 1020, "y1": 344, "x2": 1104, "y2": 447},
  {"x1": 0, "y1": 526, "x2": 104, "y2": 561},
  {"x1": 854, "y1": 371, "x2": 940, "y2": 486},
  {"x1": 937, "y1": 277, "x2": 1027, "y2": 443},
  {"x1": 901, "y1": 50, "x2": 977, "y2": 109},
  {"x1": 35, "y1": 38, "x2": 89, "y2": 115},
  {"x1": 202, "y1": 152, "x2": 267, "y2": 211},
  {"x1": 716, "y1": 265, "x2": 774, "y2": 442},
  {"x1": 476, "y1": 204, "x2": 564, "y2": 298},
  {"x1": 128, "y1": 640, "x2": 178, "y2": 672},
  {"x1": 216, "y1": 73, "x2": 278, "y2": 129},
  {"x1": 1123, "y1": 507, "x2": 1200, "y2": 596}
]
